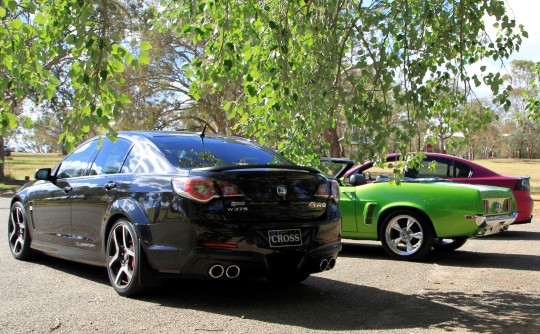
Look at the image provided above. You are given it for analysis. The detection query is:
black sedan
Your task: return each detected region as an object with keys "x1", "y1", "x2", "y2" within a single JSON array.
[{"x1": 8, "y1": 131, "x2": 341, "y2": 296}]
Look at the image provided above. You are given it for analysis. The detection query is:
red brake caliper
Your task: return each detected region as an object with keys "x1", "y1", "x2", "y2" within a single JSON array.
[{"x1": 130, "y1": 242, "x2": 135, "y2": 269}]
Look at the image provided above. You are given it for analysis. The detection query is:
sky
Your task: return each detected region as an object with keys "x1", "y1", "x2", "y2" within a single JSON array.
[
  {"x1": 471, "y1": 0, "x2": 540, "y2": 97},
  {"x1": 505, "y1": 0, "x2": 540, "y2": 63}
]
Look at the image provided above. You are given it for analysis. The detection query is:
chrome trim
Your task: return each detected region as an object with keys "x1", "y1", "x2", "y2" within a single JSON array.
[
  {"x1": 475, "y1": 212, "x2": 517, "y2": 236},
  {"x1": 276, "y1": 185, "x2": 287, "y2": 196}
]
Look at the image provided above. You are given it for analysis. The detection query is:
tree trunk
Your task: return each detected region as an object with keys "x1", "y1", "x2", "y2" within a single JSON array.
[
  {"x1": 323, "y1": 128, "x2": 344, "y2": 158},
  {"x1": 0, "y1": 135, "x2": 5, "y2": 181}
]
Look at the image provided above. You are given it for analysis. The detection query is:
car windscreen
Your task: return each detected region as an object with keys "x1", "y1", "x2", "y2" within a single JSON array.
[{"x1": 149, "y1": 136, "x2": 290, "y2": 168}]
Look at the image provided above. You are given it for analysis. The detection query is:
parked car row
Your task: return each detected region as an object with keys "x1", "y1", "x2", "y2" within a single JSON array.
[
  {"x1": 343, "y1": 152, "x2": 533, "y2": 224},
  {"x1": 7, "y1": 132, "x2": 531, "y2": 295},
  {"x1": 321, "y1": 156, "x2": 521, "y2": 260}
]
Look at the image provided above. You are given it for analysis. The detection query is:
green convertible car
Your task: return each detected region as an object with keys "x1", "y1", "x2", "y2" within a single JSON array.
[{"x1": 322, "y1": 158, "x2": 517, "y2": 260}]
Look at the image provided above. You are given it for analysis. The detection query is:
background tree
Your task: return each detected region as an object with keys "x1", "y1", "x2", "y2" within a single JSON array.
[
  {"x1": 164, "y1": 0, "x2": 525, "y2": 165},
  {"x1": 1, "y1": 0, "x2": 528, "y2": 168},
  {"x1": 503, "y1": 60, "x2": 540, "y2": 158},
  {"x1": 1, "y1": 0, "x2": 150, "y2": 150},
  {"x1": 526, "y1": 62, "x2": 540, "y2": 122}
]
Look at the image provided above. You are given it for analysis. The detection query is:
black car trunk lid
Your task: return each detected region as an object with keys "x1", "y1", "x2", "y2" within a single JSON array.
[{"x1": 192, "y1": 165, "x2": 330, "y2": 221}]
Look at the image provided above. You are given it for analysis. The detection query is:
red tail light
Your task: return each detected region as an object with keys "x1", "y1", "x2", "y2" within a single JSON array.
[
  {"x1": 172, "y1": 178, "x2": 244, "y2": 202},
  {"x1": 315, "y1": 180, "x2": 340, "y2": 203},
  {"x1": 172, "y1": 178, "x2": 217, "y2": 202},
  {"x1": 216, "y1": 181, "x2": 243, "y2": 197}
]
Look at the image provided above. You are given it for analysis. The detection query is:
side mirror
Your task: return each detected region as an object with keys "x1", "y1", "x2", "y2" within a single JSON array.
[
  {"x1": 35, "y1": 168, "x2": 53, "y2": 181},
  {"x1": 349, "y1": 173, "x2": 367, "y2": 186}
]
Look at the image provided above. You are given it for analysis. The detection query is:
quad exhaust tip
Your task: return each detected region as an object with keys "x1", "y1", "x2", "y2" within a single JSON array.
[
  {"x1": 225, "y1": 265, "x2": 240, "y2": 279},
  {"x1": 208, "y1": 264, "x2": 241, "y2": 279},
  {"x1": 320, "y1": 257, "x2": 336, "y2": 271},
  {"x1": 208, "y1": 264, "x2": 225, "y2": 279}
]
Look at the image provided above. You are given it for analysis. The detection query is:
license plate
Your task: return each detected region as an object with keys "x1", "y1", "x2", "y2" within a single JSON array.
[{"x1": 268, "y1": 229, "x2": 302, "y2": 248}]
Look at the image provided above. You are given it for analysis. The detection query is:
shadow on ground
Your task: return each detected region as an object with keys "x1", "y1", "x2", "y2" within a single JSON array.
[{"x1": 27, "y1": 254, "x2": 540, "y2": 333}]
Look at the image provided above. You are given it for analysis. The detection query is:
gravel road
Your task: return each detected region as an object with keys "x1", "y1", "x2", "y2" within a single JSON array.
[{"x1": 1, "y1": 196, "x2": 539, "y2": 334}]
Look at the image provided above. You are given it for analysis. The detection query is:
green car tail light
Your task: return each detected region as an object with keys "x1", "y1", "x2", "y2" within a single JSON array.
[{"x1": 482, "y1": 198, "x2": 513, "y2": 214}]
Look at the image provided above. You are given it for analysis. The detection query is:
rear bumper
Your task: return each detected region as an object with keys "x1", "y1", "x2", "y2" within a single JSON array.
[
  {"x1": 475, "y1": 212, "x2": 517, "y2": 236},
  {"x1": 514, "y1": 192, "x2": 534, "y2": 224},
  {"x1": 179, "y1": 242, "x2": 342, "y2": 280},
  {"x1": 140, "y1": 215, "x2": 342, "y2": 279}
]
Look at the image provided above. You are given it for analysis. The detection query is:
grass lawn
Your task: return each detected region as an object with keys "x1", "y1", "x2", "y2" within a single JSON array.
[
  {"x1": 1, "y1": 153, "x2": 539, "y2": 201},
  {"x1": 1, "y1": 152, "x2": 63, "y2": 193},
  {"x1": 472, "y1": 158, "x2": 540, "y2": 198}
]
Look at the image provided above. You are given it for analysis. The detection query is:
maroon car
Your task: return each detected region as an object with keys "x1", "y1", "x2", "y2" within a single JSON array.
[{"x1": 343, "y1": 153, "x2": 533, "y2": 224}]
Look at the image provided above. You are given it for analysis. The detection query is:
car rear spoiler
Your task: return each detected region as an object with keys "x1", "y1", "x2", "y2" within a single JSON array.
[
  {"x1": 196, "y1": 164, "x2": 321, "y2": 174},
  {"x1": 320, "y1": 157, "x2": 355, "y2": 179}
]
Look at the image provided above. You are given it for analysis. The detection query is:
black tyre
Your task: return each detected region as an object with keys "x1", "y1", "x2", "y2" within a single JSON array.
[
  {"x1": 432, "y1": 237, "x2": 467, "y2": 252},
  {"x1": 106, "y1": 219, "x2": 145, "y2": 297},
  {"x1": 380, "y1": 210, "x2": 434, "y2": 261},
  {"x1": 8, "y1": 202, "x2": 34, "y2": 260}
]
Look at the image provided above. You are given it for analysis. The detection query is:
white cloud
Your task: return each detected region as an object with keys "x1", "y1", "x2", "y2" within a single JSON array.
[
  {"x1": 505, "y1": 0, "x2": 540, "y2": 62},
  {"x1": 469, "y1": 0, "x2": 539, "y2": 98}
]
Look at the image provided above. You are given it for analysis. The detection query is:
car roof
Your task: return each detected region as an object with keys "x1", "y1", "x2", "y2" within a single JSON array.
[
  {"x1": 343, "y1": 152, "x2": 504, "y2": 178},
  {"x1": 118, "y1": 131, "x2": 249, "y2": 141}
]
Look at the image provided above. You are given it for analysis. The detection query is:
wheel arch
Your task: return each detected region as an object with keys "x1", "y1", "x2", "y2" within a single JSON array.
[
  {"x1": 376, "y1": 205, "x2": 436, "y2": 241},
  {"x1": 103, "y1": 199, "x2": 161, "y2": 289},
  {"x1": 102, "y1": 198, "x2": 152, "y2": 252}
]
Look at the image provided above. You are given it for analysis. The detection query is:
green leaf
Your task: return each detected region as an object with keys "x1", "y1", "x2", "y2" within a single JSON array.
[
  {"x1": 22, "y1": 116, "x2": 33, "y2": 128},
  {"x1": 34, "y1": 13, "x2": 47, "y2": 24},
  {"x1": 7, "y1": 0, "x2": 16, "y2": 12},
  {"x1": 111, "y1": 32, "x2": 122, "y2": 42},
  {"x1": 137, "y1": 51, "x2": 150, "y2": 65},
  {"x1": 10, "y1": 19, "x2": 23, "y2": 29},
  {"x1": 269, "y1": 20, "x2": 278, "y2": 30},
  {"x1": 140, "y1": 41, "x2": 152, "y2": 51},
  {"x1": 246, "y1": 84, "x2": 257, "y2": 97}
]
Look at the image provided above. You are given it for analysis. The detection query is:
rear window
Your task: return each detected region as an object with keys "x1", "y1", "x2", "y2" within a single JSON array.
[{"x1": 149, "y1": 136, "x2": 290, "y2": 168}]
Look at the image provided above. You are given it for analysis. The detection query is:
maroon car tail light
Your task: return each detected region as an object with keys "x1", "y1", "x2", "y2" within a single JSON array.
[
  {"x1": 172, "y1": 178, "x2": 217, "y2": 202},
  {"x1": 315, "y1": 180, "x2": 340, "y2": 203},
  {"x1": 515, "y1": 177, "x2": 530, "y2": 190}
]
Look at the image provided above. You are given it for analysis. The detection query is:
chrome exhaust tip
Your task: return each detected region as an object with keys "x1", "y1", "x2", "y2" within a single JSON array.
[
  {"x1": 225, "y1": 265, "x2": 241, "y2": 279},
  {"x1": 208, "y1": 264, "x2": 225, "y2": 279},
  {"x1": 327, "y1": 257, "x2": 336, "y2": 270},
  {"x1": 319, "y1": 258, "x2": 329, "y2": 271}
]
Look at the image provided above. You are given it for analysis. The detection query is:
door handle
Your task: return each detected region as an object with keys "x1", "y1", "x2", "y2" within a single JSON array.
[
  {"x1": 63, "y1": 186, "x2": 73, "y2": 193},
  {"x1": 104, "y1": 181, "x2": 117, "y2": 190}
]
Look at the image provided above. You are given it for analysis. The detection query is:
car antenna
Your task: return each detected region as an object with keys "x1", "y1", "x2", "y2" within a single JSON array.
[
  {"x1": 199, "y1": 123, "x2": 208, "y2": 139},
  {"x1": 199, "y1": 122, "x2": 209, "y2": 153}
]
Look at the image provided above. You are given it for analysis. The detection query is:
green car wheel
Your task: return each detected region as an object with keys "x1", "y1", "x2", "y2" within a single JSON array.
[{"x1": 381, "y1": 210, "x2": 433, "y2": 261}]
